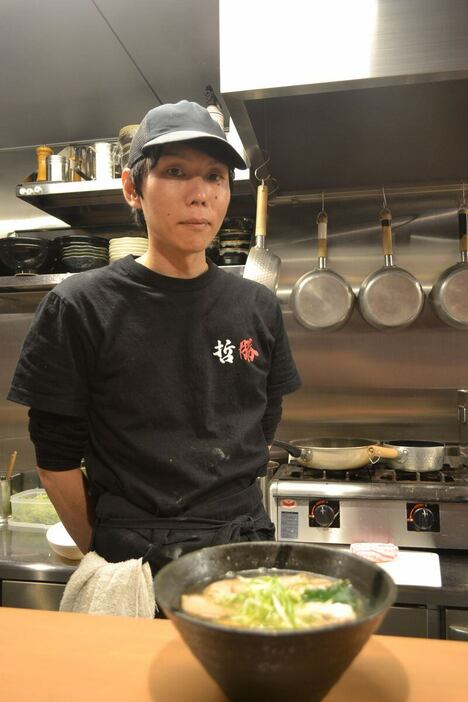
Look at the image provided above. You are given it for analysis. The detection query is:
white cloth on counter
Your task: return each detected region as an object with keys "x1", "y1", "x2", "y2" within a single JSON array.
[
  {"x1": 350, "y1": 542, "x2": 399, "y2": 563},
  {"x1": 59, "y1": 551, "x2": 156, "y2": 618}
]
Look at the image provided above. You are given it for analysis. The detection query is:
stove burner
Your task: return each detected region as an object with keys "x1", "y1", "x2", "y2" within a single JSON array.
[{"x1": 283, "y1": 461, "x2": 468, "y2": 485}]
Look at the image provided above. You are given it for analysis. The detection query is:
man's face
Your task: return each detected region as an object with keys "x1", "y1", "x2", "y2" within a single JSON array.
[{"x1": 128, "y1": 143, "x2": 230, "y2": 259}]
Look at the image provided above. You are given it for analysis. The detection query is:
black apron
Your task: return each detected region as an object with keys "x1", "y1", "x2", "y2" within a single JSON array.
[{"x1": 92, "y1": 481, "x2": 275, "y2": 576}]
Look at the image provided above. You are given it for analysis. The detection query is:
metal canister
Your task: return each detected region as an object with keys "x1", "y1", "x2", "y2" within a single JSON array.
[
  {"x1": 457, "y1": 389, "x2": 468, "y2": 466},
  {"x1": 46, "y1": 155, "x2": 70, "y2": 182}
]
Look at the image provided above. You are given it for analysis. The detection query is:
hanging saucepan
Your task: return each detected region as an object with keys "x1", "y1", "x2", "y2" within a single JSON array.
[
  {"x1": 358, "y1": 206, "x2": 425, "y2": 330},
  {"x1": 273, "y1": 438, "x2": 399, "y2": 471},
  {"x1": 381, "y1": 440, "x2": 445, "y2": 473},
  {"x1": 290, "y1": 209, "x2": 354, "y2": 331},
  {"x1": 430, "y1": 205, "x2": 468, "y2": 329}
]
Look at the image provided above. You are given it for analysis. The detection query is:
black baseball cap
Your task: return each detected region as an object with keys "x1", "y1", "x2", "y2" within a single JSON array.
[{"x1": 127, "y1": 100, "x2": 247, "y2": 170}]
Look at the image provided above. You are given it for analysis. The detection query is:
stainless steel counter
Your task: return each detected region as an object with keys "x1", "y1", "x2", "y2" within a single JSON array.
[{"x1": 0, "y1": 524, "x2": 77, "y2": 583}]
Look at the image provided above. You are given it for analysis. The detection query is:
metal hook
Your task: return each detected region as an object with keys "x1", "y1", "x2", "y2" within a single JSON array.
[
  {"x1": 268, "y1": 177, "x2": 279, "y2": 198},
  {"x1": 254, "y1": 151, "x2": 271, "y2": 183},
  {"x1": 462, "y1": 181, "x2": 466, "y2": 207},
  {"x1": 321, "y1": 191, "x2": 325, "y2": 213},
  {"x1": 382, "y1": 186, "x2": 388, "y2": 209}
]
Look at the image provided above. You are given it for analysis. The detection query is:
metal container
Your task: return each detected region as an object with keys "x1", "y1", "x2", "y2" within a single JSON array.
[
  {"x1": 46, "y1": 155, "x2": 70, "y2": 182},
  {"x1": 0, "y1": 477, "x2": 11, "y2": 523},
  {"x1": 73, "y1": 145, "x2": 95, "y2": 180},
  {"x1": 458, "y1": 389, "x2": 468, "y2": 467},
  {"x1": 381, "y1": 440, "x2": 445, "y2": 473},
  {"x1": 94, "y1": 142, "x2": 113, "y2": 180}
]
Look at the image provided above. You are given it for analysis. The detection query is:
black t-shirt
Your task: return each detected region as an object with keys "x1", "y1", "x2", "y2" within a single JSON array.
[{"x1": 8, "y1": 256, "x2": 301, "y2": 517}]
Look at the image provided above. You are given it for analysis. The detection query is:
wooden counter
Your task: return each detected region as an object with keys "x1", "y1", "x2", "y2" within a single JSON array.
[{"x1": 1, "y1": 606, "x2": 467, "y2": 701}]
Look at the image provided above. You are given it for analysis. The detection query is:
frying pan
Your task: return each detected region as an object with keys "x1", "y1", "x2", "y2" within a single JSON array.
[
  {"x1": 430, "y1": 205, "x2": 468, "y2": 329},
  {"x1": 243, "y1": 183, "x2": 281, "y2": 293},
  {"x1": 358, "y1": 207, "x2": 424, "y2": 329},
  {"x1": 273, "y1": 438, "x2": 398, "y2": 471},
  {"x1": 290, "y1": 210, "x2": 354, "y2": 331},
  {"x1": 382, "y1": 440, "x2": 445, "y2": 473}
]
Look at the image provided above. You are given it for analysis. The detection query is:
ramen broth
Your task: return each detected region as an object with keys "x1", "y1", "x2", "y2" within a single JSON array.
[{"x1": 181, "y1": 569, "x2": 362, "y2": 631}]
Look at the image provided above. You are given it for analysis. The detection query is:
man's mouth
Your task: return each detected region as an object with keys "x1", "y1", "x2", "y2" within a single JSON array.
[{"x1": 181, "y1": 218, "x2": 210, "y2": 225}]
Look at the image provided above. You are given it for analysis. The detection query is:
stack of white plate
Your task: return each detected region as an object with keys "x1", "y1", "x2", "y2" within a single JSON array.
[{"x1": 109, "y1": 236, "x2": 148, "y2": 262}]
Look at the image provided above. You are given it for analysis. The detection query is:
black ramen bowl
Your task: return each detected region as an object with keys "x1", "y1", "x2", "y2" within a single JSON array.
[
  {"x1": 0, "y1": 237, "x2": 49, "y2": 275},
  {"x1": 154, "y1": 542, "x2": 396, "y2": 702}
]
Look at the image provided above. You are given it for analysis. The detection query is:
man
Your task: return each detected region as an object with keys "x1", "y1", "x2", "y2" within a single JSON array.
[{"x1": 8, "y1": 101, "x2": 301, "y2": 573}]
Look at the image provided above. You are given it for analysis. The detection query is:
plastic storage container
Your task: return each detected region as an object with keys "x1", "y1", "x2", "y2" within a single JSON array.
[{"x1": 9, "y1": 488, "x2": 59, "y2": 529}]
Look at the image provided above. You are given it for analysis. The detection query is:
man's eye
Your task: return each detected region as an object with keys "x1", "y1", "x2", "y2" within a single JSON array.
[
  {"x1": 166, "y1": 167, "x2": 184, "y2": 177},
  {"x1": 208, "y1": 172, "x2": 225, "y2": 182}
]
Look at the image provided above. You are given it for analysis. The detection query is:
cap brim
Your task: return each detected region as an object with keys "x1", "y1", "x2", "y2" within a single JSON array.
[{"x1": 143, "y1": 130, "x2": 247, "y2": 170}]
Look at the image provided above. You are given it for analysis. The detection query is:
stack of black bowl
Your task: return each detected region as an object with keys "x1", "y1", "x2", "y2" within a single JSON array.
[
  {"x1": 218, "y1": 217, "x2": 253, "y2": 266},
  {"x1": 205, "y1": 233, "x2": 220, "y2": 265},
  {"x1": 55, "y1": 235, "x2": 109, "y2": 272}
]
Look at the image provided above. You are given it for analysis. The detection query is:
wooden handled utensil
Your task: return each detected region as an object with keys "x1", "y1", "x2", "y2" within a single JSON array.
[
  {"x1": 430, "y1": 205, "x2": 468, "y2": 329},
  {"x1": 358, "y1": 206, "x2": 424, "y2": 330},
  {"x1": 5, "y1": 451, "x2": 17, "y2": 481},
  {"x1": 243, "y1": 183, "x2": 281, "y2": 293},
  {"x1": 290, "y1": 208, "x2": 354, "y2": 331}
]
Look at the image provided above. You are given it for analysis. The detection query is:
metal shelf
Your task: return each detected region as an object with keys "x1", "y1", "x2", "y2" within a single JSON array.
[
  {"x1": 16, "y1": 179, "x2": 255, "y2": 228},
  {"x1": 0, "y1": 273, "x2": 75, "y2": 293},
  {"x1": 16, "y1": 179, "x2": 132, "y2": 227}
]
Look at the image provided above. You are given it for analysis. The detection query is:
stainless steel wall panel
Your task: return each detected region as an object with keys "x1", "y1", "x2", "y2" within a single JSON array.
[
  {"x1": 268, "y1": 198, "x2": 468, "y2": 443},
  {"x1": 0, "y1": 314, "x2": 36, "y2": 472}
]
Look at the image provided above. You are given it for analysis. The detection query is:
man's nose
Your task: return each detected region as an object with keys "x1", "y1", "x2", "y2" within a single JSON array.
[{"x1": 187, "y1": 176, "x2": 208, "y2": 205}]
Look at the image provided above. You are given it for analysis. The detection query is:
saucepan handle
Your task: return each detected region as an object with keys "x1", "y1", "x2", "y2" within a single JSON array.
[
  {"x1": 368, "y1": 445, "x2": 400, "y2": 461},
  {"x1": 459, "y1": 206, "x2": 468, "y2": 256},
  {"x1": 272, "y1": 439, "x2": 303, "y2": 459},
  {"x1": 316, "y1": 211, "x2": 328, "y2": 260},
  {"x1": 380, "y1": 207, "x2": 393, "y2": 258},
  {"x1": 255, "y1": 183, "x2": 268, "y2": 239}
]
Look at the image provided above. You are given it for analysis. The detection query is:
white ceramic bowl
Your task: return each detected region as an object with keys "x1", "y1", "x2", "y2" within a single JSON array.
[{"x1": 46, "y1": 522, "x2": 84, "y2": 560}]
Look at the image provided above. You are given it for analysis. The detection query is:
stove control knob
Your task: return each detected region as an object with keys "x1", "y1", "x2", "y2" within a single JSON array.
[
  {"x1": 412, "y1": 506, "x2": 435, "y2": 531},
  {"x1": 313, "y1": 503, "x2": 336, "y2": 528}
]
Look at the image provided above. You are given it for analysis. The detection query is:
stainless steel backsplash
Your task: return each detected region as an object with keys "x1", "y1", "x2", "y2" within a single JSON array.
[
  {"x1": 1, "y1": 313, "x2": 37, "y2": 472},
  {"x1": 270, "y1": 195, "x2": 468, "y2": 444}
]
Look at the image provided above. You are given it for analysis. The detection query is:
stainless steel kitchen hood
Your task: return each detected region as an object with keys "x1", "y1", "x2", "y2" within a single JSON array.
[{"x1": 220, "y1": 0, "x2": 468, "y2": 196}]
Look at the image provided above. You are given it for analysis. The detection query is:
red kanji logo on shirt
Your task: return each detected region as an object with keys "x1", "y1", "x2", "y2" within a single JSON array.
[{"x1": 239, "y1": 338, "x2": 259, "y2": 363}]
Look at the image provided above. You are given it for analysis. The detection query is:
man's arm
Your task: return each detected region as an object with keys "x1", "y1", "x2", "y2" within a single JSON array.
[
  {"x1": 38, "y1": 467, "x2": 95, "y2": 554},
  {"x1": 262, "y1": 395, "x2": 283, "y2": 447},
  {"x1": 28, "y1": 408, "x2": 93, "y2": 554}
]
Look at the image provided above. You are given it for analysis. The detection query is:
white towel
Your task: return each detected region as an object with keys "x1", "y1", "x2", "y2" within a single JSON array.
[
  {"x1": 59, "y1": 551, "x2": 156, "y2": 618},
  {"x1": 350, "y1": 542, "x2": 399, "y2": 563}
]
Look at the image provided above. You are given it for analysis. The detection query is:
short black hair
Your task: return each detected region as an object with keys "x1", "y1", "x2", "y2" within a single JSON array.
[{"x1": 128, "y1": 140, "x2": 234, "y2": 232}]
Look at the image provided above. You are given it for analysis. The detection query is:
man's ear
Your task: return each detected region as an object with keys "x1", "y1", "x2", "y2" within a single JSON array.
[{"x1": 122, "y1": 169, "x2": 142, "y2": 209}]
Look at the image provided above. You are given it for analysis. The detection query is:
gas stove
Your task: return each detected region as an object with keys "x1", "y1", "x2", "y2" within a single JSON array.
[{"x1": 268, "y1": 461, "x2": 468, "y2": 550}]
